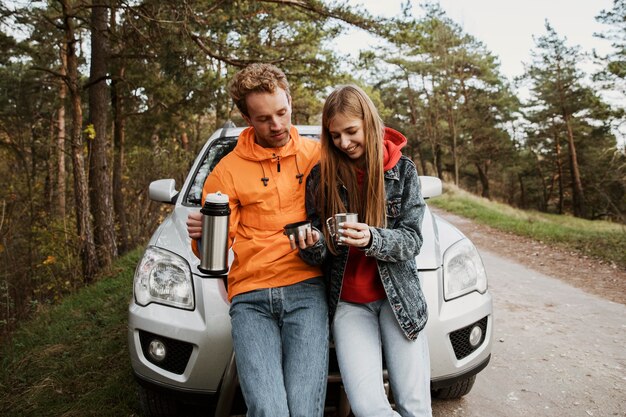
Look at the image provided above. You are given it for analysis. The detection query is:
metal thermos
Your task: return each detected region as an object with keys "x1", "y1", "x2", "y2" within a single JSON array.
[{"x1": 198, "y1": 192, "x2": 230, "y2": 275}]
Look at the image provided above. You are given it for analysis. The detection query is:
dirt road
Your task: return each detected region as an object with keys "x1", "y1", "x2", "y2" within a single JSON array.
[{"x1": 432, "y1": 211, "x2": 626, "y2": 417}]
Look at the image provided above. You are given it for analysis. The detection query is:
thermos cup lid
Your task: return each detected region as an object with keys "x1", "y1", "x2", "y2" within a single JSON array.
[{"x1": 205, "y1": 192, "x2": 229, "y2": 204}]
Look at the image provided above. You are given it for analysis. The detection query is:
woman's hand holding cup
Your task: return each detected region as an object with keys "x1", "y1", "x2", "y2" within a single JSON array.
[{"x1": 338, "y1": 221, "x2": 371, "y2": 248}]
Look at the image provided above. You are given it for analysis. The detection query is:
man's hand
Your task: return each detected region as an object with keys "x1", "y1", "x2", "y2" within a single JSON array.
[{"x1": 187, "y1": 211, "x2": 203, "y2": 239}]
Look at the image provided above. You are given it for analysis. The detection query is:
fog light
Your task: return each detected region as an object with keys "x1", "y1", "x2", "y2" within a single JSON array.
[
  {"x1": 148, "y1": 339, "x2": 167, "y2": 362},
  {"x1": 468, "y1": 325, "x2": 483, "y2": 347}
]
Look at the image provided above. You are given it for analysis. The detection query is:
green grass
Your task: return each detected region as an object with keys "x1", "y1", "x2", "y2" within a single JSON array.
[
  {"x1": 428, "y1": 183, "x2": 626, "y2": 269},
  {"x1": 0, "y1": 249, "x2": 143, "y2": 417}
]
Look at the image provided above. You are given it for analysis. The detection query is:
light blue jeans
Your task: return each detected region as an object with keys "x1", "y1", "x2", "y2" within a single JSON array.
[
  {"x1": 332, "y1": 299, "x2": 432, "y2": 417},
  {"x1": 229, "y1": 277, "x2": 329, "y2": 417}
]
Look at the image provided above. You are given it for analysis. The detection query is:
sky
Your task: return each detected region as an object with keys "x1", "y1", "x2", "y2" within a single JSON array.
[
  {"x1": 339, "y1": 0, "x2": 625, "y2": 146},
  {"x1": 340, "y1": 0, "x2": 615, "y2": 82}
]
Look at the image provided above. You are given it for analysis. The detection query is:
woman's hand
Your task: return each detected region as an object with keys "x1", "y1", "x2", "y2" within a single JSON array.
[{"x1": 338, "y1": 221, "x2": 371, "y2": 248}]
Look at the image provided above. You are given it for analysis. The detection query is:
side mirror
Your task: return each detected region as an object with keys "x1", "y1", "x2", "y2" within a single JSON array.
[
  {"x1": 419, "y1": 176, "x2": 442, "y2": 199},
  {"x1": 149, "y1": 179, "x2": 179, "y2": 204}
]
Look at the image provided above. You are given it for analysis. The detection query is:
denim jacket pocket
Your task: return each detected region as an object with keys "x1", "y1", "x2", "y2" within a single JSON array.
[{"x1": 386, "y1": 197, "x2": 402, "y2": 218}]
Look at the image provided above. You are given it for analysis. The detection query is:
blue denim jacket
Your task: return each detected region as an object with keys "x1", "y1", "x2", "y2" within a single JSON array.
[{"x1": 299, "y1": 156, "x2": 428, "y2": 340}]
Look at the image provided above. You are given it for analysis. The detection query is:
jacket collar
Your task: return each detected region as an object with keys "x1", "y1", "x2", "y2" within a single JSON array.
[
  {"x1": 384, "y1": 162, "x2": 400, "y2": 181},
  {"x1": 233, "y1": 125, "x2": 301, "y2": 162}
]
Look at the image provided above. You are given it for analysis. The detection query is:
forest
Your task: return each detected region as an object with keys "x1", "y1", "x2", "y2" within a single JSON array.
[{"x1": 0, "y1": 0, "x2": 624, "y2": 335}]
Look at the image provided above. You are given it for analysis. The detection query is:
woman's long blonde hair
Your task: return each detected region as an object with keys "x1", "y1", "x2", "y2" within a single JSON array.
[{"x1": 319, "y1": 85, "x2": 386, "y2": 252}]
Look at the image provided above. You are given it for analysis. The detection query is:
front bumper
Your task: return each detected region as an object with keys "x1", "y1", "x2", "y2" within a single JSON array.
[
  {"x1": 128, "y1": 275, "x2": 232, "y2": 393},
  {"x1": 420, "y1": 268, "x2": 494, "y2": 386},
  {"x1": 128, "y1": 267, "x2": 493, "y2": 396}
]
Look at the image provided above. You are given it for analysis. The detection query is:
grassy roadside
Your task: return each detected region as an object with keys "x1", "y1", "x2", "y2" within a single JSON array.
[
  {"x1": 428, "y1": 183, "x2": 626, "y2": 270},
  {"x1": 0, "y1": 248, "x2": 143, "y2": 417}
]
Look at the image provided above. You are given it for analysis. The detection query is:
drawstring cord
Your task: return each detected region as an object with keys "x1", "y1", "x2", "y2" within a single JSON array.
[
  {"x1": 259, "y1": 162, "x2": 269, "y2": 186},
  {"x1": 258, "y1": 155, "x2": 304, "y2": 186},
  {"x1": 272, "y1": 154, "x2": 281, "y2": 172},
  {"x1": 294, "y1": 154, "x2": 304, "y2": 184}
]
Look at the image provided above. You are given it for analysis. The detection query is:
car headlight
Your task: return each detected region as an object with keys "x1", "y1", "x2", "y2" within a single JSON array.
[
  {"x1": 443, "y1": 238, "x2": 487, "y2": 301},
  {"x1": 134, "y1": 246, "x2": 194, "y2": 310}
]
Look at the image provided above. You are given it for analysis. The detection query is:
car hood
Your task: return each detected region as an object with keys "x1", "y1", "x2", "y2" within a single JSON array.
[
  {"x1": 148, "y1": 204, "x2": 465, "y2": 274},
  {"x1": 148, "y1": 206, "x2": 206, "y2": 273},
  {"x1": 415, "y1": 205, "x2": 464, "y2": 270}
]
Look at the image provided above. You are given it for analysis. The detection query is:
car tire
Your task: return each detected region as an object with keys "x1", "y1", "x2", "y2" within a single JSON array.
[{"x1": 431, "y1": 375, "x2": 476, "y2": 400}]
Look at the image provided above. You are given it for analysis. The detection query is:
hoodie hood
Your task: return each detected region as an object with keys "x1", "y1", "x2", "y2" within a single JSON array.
[
  {"x1": 233, "y1": 125, "x2": 302, "y2": 162},
  {"x1": 383, "y1": 127, "x2": 407, "y2": 171}
]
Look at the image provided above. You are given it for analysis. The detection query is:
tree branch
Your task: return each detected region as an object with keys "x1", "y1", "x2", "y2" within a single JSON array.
[{"x1": 189, "y1": 34, "x2": 284, "y2": 67}]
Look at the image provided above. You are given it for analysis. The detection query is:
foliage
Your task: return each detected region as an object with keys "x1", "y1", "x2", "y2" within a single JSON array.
[
  {"x1": 0, "y1": 0, "x2": 379, "y2": 334},
  {"x1": 358, "y1": 3, "x2": 521, "y2": 202},
  {"x1": 519, "y1": 22, "x2": 625, "y2": 220},
  {"x1": 594, "y1": 0, "x2": 626, "y2": 100},
  {"x1": 0, "y1": 35, "x2": 82, "y2": 334},
  {"x1": 122, "y1": 140, "x2": 191, "y2": 248},
  {"x1": 0, "y1": 249, "x2": 143, "y2": 416}
]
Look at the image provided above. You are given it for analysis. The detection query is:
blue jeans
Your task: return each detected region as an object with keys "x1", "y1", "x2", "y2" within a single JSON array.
[
  {"x1": 229, "y1": 277, "x2": 329, "y2": 417},
  {"x1": 332, "y1": 299, "x2": 432, "y2": 417}
]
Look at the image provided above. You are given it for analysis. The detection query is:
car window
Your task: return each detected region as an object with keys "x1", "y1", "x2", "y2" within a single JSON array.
[{"x1": 184, "y1": 136, "x2": 238, "y2": 206}]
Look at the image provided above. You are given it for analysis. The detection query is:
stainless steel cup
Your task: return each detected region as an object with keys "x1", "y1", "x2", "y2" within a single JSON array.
[
  {"x1": 326, "y1": 213, "x2": 358, "y2": 247},
  {"x1": 283, "y1": 221, "x2": 312, "y2": 249}
]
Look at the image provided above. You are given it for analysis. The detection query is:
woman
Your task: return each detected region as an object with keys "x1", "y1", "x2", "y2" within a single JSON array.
[{"x1": 298, "y1": 85, "x2": 432, "y2": 417}]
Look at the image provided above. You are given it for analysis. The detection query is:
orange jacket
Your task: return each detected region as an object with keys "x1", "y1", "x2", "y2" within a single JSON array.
[{"x1": 193, "y1": 126, "x2": 321, "y2": 300}]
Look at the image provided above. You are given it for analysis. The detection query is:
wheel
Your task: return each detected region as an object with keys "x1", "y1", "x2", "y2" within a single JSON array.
[{"x1": 431, "y1": 375, "x2": 476, "y2": 400}]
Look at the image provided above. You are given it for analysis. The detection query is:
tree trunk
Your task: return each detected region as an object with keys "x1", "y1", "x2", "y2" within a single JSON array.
[
  {"x1": 403, "y1": 72, "x2": 426, "y2": 175},
  {"x1": 444, "y1": 93, "x2": 459, "y2": 186},
  {"x1": 56, "y1": 42, "x2": 67, "y2": 219},
  {"x1": 109, "y1": 4, "x2": 129, "y2": 253},
  {"x1": 180, "y1": 130, "x2": 189, "y2": 151},
  {"x1": 111, "y1": 64, "x2": 129, "y2": 254},
  {"x1": 531, "y1": 149, "x2": 549, "y2": 211},
  {"x1": 476, "y1": 162, "x2": 491, "y2": 199},
  {"x1": 563, "y1": 114, "x2": 585, "y2": 217},
  {"x1": 46, "y1": 113, "x2": 55, "y2": 208},
  {"x1": 517, "y1": 173, "x2": 526, "y2": 208},
  {"x1": 61, "y1": 0, "x2": 98, "y2": 282},
  {"x1": 554, "y1": 130, "x2": 564, "y2": 214},
  {"x1": 428, "y1": 77, "x2": 444, "y2": 179},
  {"x1": 448, "y1": 110, "x2": 458, "y2": 186},
  {"x1": 88, "y1": 0, "x2": 117, "y2": 268},
  {"x1": 215, "y1": 57, "x2": 229, "y2": 128},
  {"x1": 435, "y1": 144, "x2": 443, "y2": 180}
]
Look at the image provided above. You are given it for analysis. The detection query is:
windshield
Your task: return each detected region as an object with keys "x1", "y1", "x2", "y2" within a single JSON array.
[{"x1": 184, "y1": 136, "x2": 238, "y2": 206}]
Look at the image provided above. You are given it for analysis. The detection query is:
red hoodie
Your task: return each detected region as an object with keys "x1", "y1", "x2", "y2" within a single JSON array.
[{"x1": 340, "y1": 128, "x2": 407, "y2": 304}]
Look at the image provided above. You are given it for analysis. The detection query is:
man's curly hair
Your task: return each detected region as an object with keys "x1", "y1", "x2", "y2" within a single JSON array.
[{"x1": 228, "y1": 63, "x2": 291, "y2": 118}]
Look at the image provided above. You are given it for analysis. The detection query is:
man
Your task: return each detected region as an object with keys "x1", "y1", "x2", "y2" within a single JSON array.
[{"x1": 187, "y1": 63, "x2": 327, "y2": 417}]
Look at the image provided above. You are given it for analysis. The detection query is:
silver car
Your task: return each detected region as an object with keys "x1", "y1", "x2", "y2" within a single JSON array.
[{"x1": 128, "y1": 125, "x2": 493, "y2": 416}]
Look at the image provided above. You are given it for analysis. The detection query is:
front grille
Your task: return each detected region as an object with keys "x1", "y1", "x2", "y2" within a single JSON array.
[
  {"x1": 139, "y1": 330, "x2": 193, "y2": 374},
  {"x1": 449, "y1": 316, "x2": 488, "y2": 360}
]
